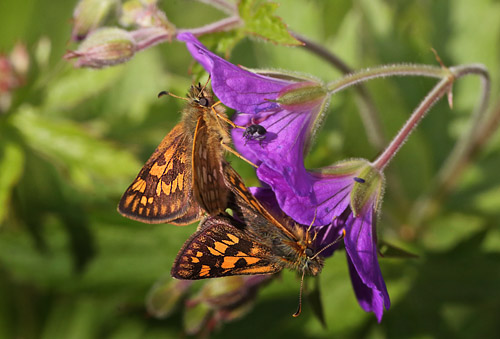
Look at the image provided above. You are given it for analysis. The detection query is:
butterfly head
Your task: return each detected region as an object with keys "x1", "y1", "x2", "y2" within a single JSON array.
[
  {"x1": 302, "y1": 246, "x2": 324, "y2": 276},
  {"x1": 188, "y1": 83, "x2": 213, "y2": 107},
  {"x1": 291, "y1": 226, "x2": 324, "y2": 276}
]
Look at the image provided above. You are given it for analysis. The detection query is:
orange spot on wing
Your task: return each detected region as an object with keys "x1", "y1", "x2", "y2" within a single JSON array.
[
  {"x1": 226, "y1": 233, "x2": 239, "y2": 244},
  {"x1": 214, "y1": 241, "x2": 228, "y2": 254},
  {"x1": 149, "y1": 163, "x2": 167, "y2": 178},
  {"x1": 123, "y1": 194, "x2": 135, "y2": 208},
  {"x1": 221, "y1": 257, "x2": 239, "y2": 269},
  {"x1": 238, "y1": 266, "x2": 277, "y2": 274},
  {"x1": 244, "y1": 257, "x2": 260, "y2": 265},
  {"x1": 199, "y1": 265, "x2": 211, "y2": 276},
  {"x1": 131, "y1": 179, "x2": 147, "y2": 193},
  {"x1": 177, "y1": 173, "x2": 184, "y2": 190},
  {"x1": 162, "y1": 181, "x2": 171, "y2": 195},
  {"x1": 131, "y1": 199, "x2": 139, "y2": 212},
  {"x1": 208, "y1": 246, "x2": 223, "y2": 256},
  {"x1": 172, "y1": 177, "x2": 178, "y2": 192},
  {"x1": 140, "y1": 196, "x2": 147, "y2": 206}
]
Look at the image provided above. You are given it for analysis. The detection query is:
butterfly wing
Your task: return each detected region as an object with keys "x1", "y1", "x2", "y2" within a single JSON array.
[
  {"x1": 118, "y1": 122, "x2": 203, "y2": 225},
  {"x1": 191, "y1": 115, "x2": 230, "y2": 215},
  {"x1": 171, "y1": 216, "x2": 282, "y2": 279},
  {"x1": 222, "y1": 162, "x2": 298, "y2": 240}
]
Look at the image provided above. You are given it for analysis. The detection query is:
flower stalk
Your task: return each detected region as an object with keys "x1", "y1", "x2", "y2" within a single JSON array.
[{"x1": 410, "y1": 64, "x2": 491, "y2": 227}]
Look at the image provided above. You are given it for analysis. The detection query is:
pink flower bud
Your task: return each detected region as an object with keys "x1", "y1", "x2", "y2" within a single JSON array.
[
  {"x1": 120, "y1": 0, "x2": 175, "y2": 30},
  {"x1": 65, "y1": 28, "x2": 136, "y2": 68}
]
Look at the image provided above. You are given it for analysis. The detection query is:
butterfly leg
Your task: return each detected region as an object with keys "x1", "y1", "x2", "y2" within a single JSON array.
[
  {"x1": 220, "y1": 141, "x2": 258, "y2": 168},
  {"x1": 210, "y1": 101, "x2": 247, "y2": 130}
]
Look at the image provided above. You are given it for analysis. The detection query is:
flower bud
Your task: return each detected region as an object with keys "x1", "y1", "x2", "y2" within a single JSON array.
[
  {"x1": 146, "y1": 277, "x2": 192, "y2": 318},
  {"x1": 276, "y1": 81, "x2": 328, "y2": 111},
  {"x1": 65, "y1": 28, "x2": 136, "y2": 68},
  {"x1": 72, "y1": 0, "x2": 119, "y2": 41},
  {"x1": 10, "y1": 43, "x2": 29, "y2": 75},
  {"x1": 120, "y1": 0, "x2": 175, "y2": 30}
]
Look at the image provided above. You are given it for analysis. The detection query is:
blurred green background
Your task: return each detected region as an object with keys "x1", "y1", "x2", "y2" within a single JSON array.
[{"x1": 1, "y1": 0, "x2": 500, "y2": 338}]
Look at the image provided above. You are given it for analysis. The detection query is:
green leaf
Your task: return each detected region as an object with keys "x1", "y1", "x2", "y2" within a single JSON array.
[
  {"x1": 11, "y1": 106, "x2": 140, "y2": 195},
  {"x1": 238, "y1": 0, "x2": 301, "y2": 46},
  {"x1": 306, "y1": 277, "x2": 327, "y2": 329},
  {"x1": 200, "y1": 30, "x2": 244, "y2": 58},
  {"x1": 378, "y1": 240, "x2": 419, "y2": 259},
  {"x1": 0, "y1": 140, "x2": 24, "y2": 224},
  {"x1": 44, "y1": 65, "x2": 123, "y2": 112}
]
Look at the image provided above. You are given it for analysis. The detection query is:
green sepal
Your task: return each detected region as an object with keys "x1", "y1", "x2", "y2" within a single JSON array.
[{"x1": 350, "y1": 165, "x2": 384, "y2": 217}]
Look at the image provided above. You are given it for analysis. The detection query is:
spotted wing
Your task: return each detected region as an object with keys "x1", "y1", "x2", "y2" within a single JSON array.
[
  {"x1": 118, "y1": 122, "x2": 203, "y2": 225},
  {"x1": 222, "y1": 162, "x2": 298, "y2": 240},
  {"x1": 191, "y1": 116, "x2": 230, "y2": 215},
  {"x1": 171, "y1": 216, "x2": 281, "y2": 279}
]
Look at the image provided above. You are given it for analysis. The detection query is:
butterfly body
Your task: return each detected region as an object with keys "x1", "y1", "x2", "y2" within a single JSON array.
[{"x1": 118, "y1": 84, "x2": 231, "y2": 225}]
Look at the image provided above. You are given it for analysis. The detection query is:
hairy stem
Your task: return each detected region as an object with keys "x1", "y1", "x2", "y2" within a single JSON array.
[
  {"x1": 409, "y1": 64, "x2": 491, "y2": 227},
  {"x1": 292, "y1": 32, "x2": 386, "y2": 150}
]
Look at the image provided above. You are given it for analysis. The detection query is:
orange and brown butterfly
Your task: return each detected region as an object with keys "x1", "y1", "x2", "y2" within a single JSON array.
[
  {"x1": 118, "y1": 83, "x2": 233, "y2": 225},
  {"x1": 171, "y1": 163, "x2": 326, "y2": 292}
]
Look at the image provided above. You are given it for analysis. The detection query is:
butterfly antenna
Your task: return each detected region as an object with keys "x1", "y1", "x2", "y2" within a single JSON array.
[
  {"x1": 200, "y1": 75, "x2": 212, "y2": 93},
  {"x1": 157, "y1": 91, "x2": 189, "y2": 102},
  {"x1": 312, "y1": 229, "x2": 346, "y2": 260},
  {"x1": 293, "y1": 269, "x2": 306, "y2": 317}
]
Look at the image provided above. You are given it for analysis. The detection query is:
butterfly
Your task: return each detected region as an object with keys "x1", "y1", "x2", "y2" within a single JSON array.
[
  {"x1": 171, "y1": 163, "x2": 329, "y2": 315},
  {"x1": 118, "y1": 84, "x2": 232, "y2": 225}
]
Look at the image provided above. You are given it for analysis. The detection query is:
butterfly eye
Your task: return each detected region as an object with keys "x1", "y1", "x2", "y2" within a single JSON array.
[
  {"x1": 198, "y1": 97, "x2": 209, "y2": 107},
  {"x1": 305, "y1": 248, "x2": 314, "y2": 257}
]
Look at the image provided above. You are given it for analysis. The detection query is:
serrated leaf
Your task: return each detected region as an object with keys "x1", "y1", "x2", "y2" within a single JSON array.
[
  {"x1": 200, "y1": 30, "x2": 244, "y2": 58},
  {"x1": 239, "y1": 0, "x2": 301, "y2": 46}
]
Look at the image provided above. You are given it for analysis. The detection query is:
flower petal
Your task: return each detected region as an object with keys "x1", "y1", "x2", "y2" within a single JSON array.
[
  {"x1": 347, "y1": 255, "x2": 387, "y2": 322},
  {"x1": 254, "y1": 164, "x2": 354, "y2": 226},
  {"x1": 344, "y1": 204, "x2": 390, "y2": 321},
  {"x1": 177, "y1": 32, "x2": 290, "y2": 114}
]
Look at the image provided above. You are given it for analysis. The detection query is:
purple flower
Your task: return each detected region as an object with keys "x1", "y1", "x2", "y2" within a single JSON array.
[
  {"x1": 177, "y1": 33, "x2": 329, "y2": 194},
  {"x1": 258, "y1": 159, "x2": 390, "y2": 322},
  {"x1": 178, "y1": 32, "x2": 390, "y2": 321}
]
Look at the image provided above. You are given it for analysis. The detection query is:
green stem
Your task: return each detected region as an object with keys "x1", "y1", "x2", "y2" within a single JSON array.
[
  {"x1": 326, "y1": 64, "x2": 446, "y2": 94},
  {"x1": 293, "y1": 32, "x2": 386, "y2": 150},
  {"x1": 371, "y1": 76, "x2": 453, "y2": 171}
]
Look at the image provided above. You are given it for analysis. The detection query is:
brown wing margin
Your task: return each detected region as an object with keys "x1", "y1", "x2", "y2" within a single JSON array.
[
  {"x1": 171, "y1": 216, "x2": 281, "y2": 280},
  {"x1": 118, "y1": 122, "x2": 202, "y2": 225}
]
